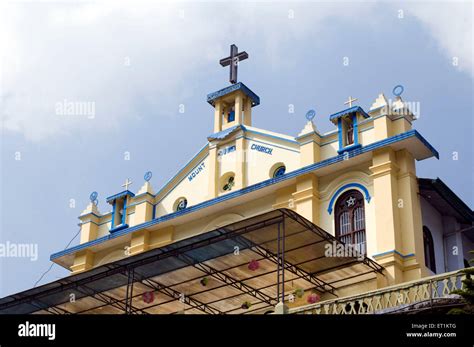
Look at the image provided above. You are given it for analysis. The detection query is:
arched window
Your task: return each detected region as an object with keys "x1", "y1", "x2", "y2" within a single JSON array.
[
  {"x1": 175, "y1": 198, "x2": 188, "y2": 212},
  {"x1": 334, "y1": 189, "x2": 366, "y2": 255},
  {"x1": 423, "y1": 226, "x2": 436, "y2": 273},
  {"x1": 273, "y1": 165, "x2": 286, "y2": 178},
  {"x1": 222, "y1": 176, "x2": 235, "y2": 191},
  {"x1": 269, "y1": 163, "x2": 286, "y2": 179}
]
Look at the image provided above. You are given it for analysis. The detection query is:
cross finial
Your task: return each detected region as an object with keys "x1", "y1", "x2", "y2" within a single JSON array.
[
  {"x1": 344, "y1": 96, "x2": 358, "y2": 108},
  {"x1": 122, "y1": 178, "x2": 133, "y2": 191},
  {"x1": 219, "y1": 44, "x2": 248, "y2": 84}
]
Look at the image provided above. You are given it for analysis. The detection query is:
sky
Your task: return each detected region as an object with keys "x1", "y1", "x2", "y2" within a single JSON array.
[{"x1": 0, "y1": 0, "x2": 472, "y2": 297}]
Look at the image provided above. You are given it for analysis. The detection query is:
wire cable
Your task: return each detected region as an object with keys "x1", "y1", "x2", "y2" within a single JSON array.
[{"x1": 33, "y1": 228, "x2": 81, "y2": 287}]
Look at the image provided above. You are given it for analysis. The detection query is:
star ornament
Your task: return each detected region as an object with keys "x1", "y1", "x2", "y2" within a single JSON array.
[{"x1": 346, "y1": 196, "x2": 356, "y2": 207}]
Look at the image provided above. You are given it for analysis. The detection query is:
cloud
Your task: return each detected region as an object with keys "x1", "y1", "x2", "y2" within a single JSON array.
[
  {"x1": 0, "y1": 1, "x2": 471, "y2": 142},
  {"x1": 0, "y1": 2, "x2": 228, "y2": 141},
  {"x1": 404, "y1": 1, "x2": 473, "y2": 77}
]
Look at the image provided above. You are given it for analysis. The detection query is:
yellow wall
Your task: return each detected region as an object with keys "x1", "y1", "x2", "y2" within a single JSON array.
[{"x1": 71, "y1": 99, "x2": 430, "y2": 306}]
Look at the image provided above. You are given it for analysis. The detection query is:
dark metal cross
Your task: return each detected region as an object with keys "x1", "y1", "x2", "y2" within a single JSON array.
[{"x1": 219, "y1": 44, "x2": 248, "y2": 84}]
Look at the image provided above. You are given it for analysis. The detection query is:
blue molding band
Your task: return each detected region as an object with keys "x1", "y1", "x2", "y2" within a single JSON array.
[
  {"x1": 329, "y1": 106, "x2": 370, "y2": 122},
  {"x1": 110, "y1": 224, "x2": 129, "y2": 233},
  {"x1": 78, "y1": 212, "x2": 102, "y2": 219},
  {"x1": 207, "y1": 82, "x2": 260, "y2": 107},
  {"x1": 372, "y1": 250, "x2": 415, "y2": 259},
  {"x1": 106, "y1": 190, "x2": 135, "y2": 204},
  {"x1": 337, "y1": 143, "x2": 362, "y2": 155},
  {"x1": 51, "y1": 129, "x2": 438, "y2": 261},
  {"x1": 244, "y1": 137, "x2": 300, "y2": 154},
  {"x1": 327, "y1": 183, "x2": 371, "y2": 215},
  {"x1": 153, "y1": 144, "x2": 208, "y2": 200},
  {"x1": 208, "y1": 125, "x2": 244, "y2": 141},
  {"x1": 245, "y1": 129, "x2": 298, "y2": 144}
]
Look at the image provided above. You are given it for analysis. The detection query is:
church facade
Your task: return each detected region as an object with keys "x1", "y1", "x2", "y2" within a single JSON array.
[{"x1": 40, "y1": 45, "x2": 473, "y2": 313}]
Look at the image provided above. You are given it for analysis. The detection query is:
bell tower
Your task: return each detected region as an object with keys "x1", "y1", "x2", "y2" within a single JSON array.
[{"x1": 207, "y1": 44, "x2": 260, "y2": 133}]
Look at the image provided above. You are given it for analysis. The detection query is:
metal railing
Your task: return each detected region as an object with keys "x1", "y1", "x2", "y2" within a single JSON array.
[{"x1": 290, "y1": 269, "x2": 468, "y2": 314}]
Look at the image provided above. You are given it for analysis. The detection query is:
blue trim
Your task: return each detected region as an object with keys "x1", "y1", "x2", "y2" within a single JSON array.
[
  {"x1": 327, "y1": 183, "x2": 371, "y2": 215},
  {"x1": 132, "y1": 191, "x2": 155, "y2": 200},
  {"x1": 127, "y1": 200, "x2": 154, "y2": 209},
  {"x1": 246, "y1": 129, "x2": 298, "y2": 144},
  {"x1": 207, "y1": 82, "x2": 260, "y2": 107},
  {"x1": 79, "y1": 212, "x2": 102, "y2": 219},
  {"x1": 110, "y1": 201, "x2": 117, "y2": 229},
  {"x1": 51, "y1": 129, "x2": 438, "y2": 261},
  {"x1": 208, "y1": 125, "x2": 243, "y2": 141},
  {"x1": 110, "y1": 195, "x2": 130, "y2": 232},
  {"x1": 372, "y1": 250, "x2": 415, "y2": 259},
  {"x1": 209, "y1": 125, "x2": 299, "y2": 145},
  {"x1": 244, "y1": 137, "x2": 300, "y2": 154},
  {"x1": 337, "y1": 143, "x2": 362, "y2": 154},
  {"x1": 106, "y1": 190, "x2": 135, "y2": 204},
  {"x1": 155, "y1": 156, "x2": 209, "y2": 205},
  {"x1": 295, "y1": 131, "x2": 322, "y2": 142},
  {"x1": 110, "y1": 223, "x2": 129, "y2": 233},
  {"x1": 121, "y1": 196, "x2": 128, "y2": 226},
  {"x1": 337, "y1": 118, "x2": 343, "y2": 151},
  {"x1": 329, "y1": 106, "x2": 370, "y2": 122},
  {"x1": 336, "y1": 113, "x2": 364, "y2": 154},
  {"x1": 153, "y1": 144, "x2": 208, "y2": 199},
  {"x1": 353, "y1": 113, "x2": 359, "y2": 145},
  {"x1": 415, "y1": 131, "x2": 439, "y2": 159}
]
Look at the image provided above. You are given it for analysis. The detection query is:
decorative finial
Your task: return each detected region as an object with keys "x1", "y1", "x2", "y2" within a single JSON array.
[
  {"x1": 219, "y1": 44, "x2": 248, "y2": 84},
  {"x1": 144, "y1": 171, "x2": 153, "y2": 182},
  {"x1": 305, "y1": 109, "x2": 316, "y2": 121},
  {"x1": 392, "y1": 84, "x2": 404, "y2": 97},
  {"x1": 89, "y1": 191, "x2": 99, "y2": 206},
  {"x1": 121, "y1": 178, "x2": 133, "y2": 191},
  {"x1": 344, "y1": 96, "x2": 358, "y2": 108}
]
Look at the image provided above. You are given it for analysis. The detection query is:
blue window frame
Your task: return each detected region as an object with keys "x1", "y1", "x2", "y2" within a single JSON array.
[
  {"x1": 227, "y1": 110, "x2": 235, "y2": 122},
  {"x1": 337, "y1": 113, "x2": 361, "y2": 154},
  {"x1": 176, "y1": 198, "x2": 188, "y2": 211},
  {"x1": 110, "y1": 196, "x2": 129, "y2": 232},
  {"x1": 273, "y1": 165, "x2": 286, "y2": 178}
]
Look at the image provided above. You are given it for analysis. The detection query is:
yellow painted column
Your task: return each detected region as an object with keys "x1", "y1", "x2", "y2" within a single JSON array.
[
  {"x1": 133, "y1": 197, "x2": 154, "y2": 225},
  {"x1": 292, "y1": 174, "x2": 320, "y2": 225},
  {"x1": 272, "y1": 186, "x2": 296, "y2": 209},
  {"x1": 243, "y1": 98, "x2": 252, "y2": 126},
  {"x1": 78, "y1": 203, "x2": 100, "y2": 244},
  {"x1": 214, "y1": 101, "x2": 223, "y2": 133},
  {"x1": 235, "y1": 93, "x2": 243, "y2": 124},
  {"x1": 130, "y1": 230, "x2": 150, "y2": 255},
  {"x1": 235, "y1": 136, "x2": 247, "y2": 189},
  {"x1": 373, "y1": 116, "x2": 392, "y2": 141},
  {"x1": 370, "y1": 148, "x2": 403, "y2": 284},
  {"x1": 149, "y1": 226, "x2": 174, "y2": 248},
  {"x1": 299, "y1": 137, "x2": 320, "y2": 167},
  {"x1": 208, "y1": 145, "x2": 218, "y2": 199},
  {"x1": 396, "y1": 149, "x2": 427, "y2": 280},
  {"x1": 71, "y1": 250, "x2": 94, "y2": 274},
  {"x1": 79, "y1": 221, "x2": 98, "y2": 244}
]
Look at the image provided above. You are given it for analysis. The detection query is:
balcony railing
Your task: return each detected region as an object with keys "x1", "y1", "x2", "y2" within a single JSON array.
[{"x1": 289, "y1": 269, "x2": 468, "y2": 314}]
